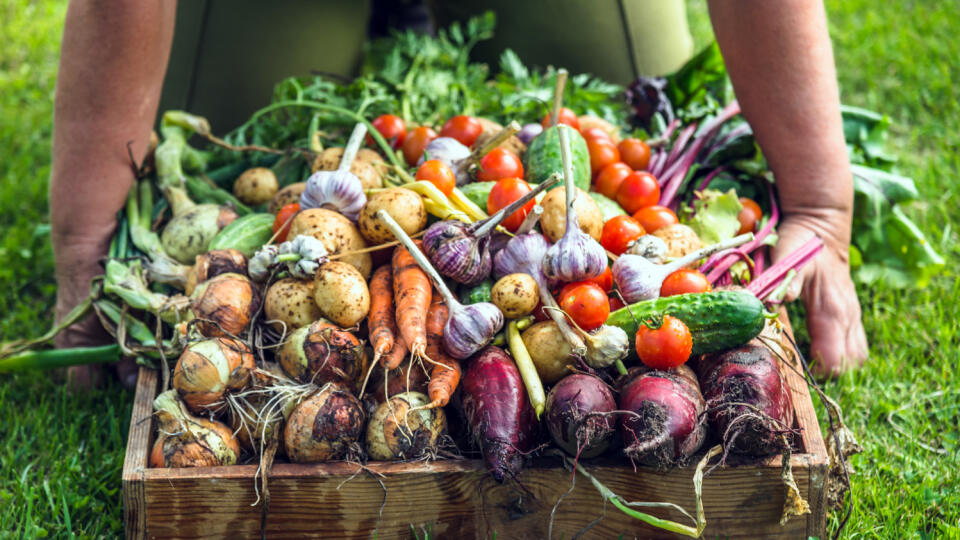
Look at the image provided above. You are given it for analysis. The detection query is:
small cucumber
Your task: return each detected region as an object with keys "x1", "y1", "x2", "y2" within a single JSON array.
[
  {"x1": 524, "y1": 125, "x2": 591, "y2": 191},
  {"x1": 208, "y1": 213, "x2": 275, "y2": 257},
  {"x1": 459, "y1": 278, "x2": 494, "y2": 305},
  {"x1": 459, "y1": 181, "x2": 496, "y2": 210},
  {"x1": 589, "y1": 192, "x2": 626, "y2": 221},
  {"x1": 606, "y1": 290, "x2": 767, "y2": 356}
]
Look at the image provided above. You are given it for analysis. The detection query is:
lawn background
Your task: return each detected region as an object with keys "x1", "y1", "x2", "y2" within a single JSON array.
[{"x1": 1, "y1": 0, "x2": 957, "y2": 537}]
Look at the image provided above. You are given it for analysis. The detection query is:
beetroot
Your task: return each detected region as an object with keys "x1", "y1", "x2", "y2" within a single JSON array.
[
  {"x1": 618, "y1": 365, "x2": 706, "y2": 467},
  {"x1": 461, "y1": 346, "x2": 538, "y2": 482},
  {"x1": 698, "y1": 343, "x2": 795, "y2": 456},
  {"x1": 545, "y1": 374, "x2": 617, "y2": 459}
]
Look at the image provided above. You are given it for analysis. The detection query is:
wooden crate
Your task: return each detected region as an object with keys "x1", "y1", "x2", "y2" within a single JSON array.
[{"x1": 123, "y1": 319, "x2": 828, "y2": 539}]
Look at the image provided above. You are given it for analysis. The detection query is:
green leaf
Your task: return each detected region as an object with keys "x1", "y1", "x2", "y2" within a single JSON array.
[{"x1": 685, "y1": 189, "x2": 743, "y2": 245}]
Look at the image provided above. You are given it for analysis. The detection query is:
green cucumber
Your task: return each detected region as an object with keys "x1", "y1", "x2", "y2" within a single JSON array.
[
  {"x1": 524, "y1": 125, "x2": 591, "y2": 191},
  {"x1": 606, "y1": 290, "x2": 767, "y2": 355},
  {"x1": 459, "y1": 278, "x2": 493, "y2": 305},
  {"x1": 459, "y1": 181, "x2": 496, "y2": 210},
  {"x1": 208, "y1": 213, "x2": 275, "y2": 257},
  {"x1": 589, "y1": 192, "x2": 626, "y2": 221}
]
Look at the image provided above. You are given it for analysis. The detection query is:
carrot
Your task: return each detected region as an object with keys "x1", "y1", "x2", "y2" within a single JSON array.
[
  {"x1": 367, "y1": 265, "x2": 395, "y2": 364},
  {"x1": 425, "y1": 295, "x2": 461, "y2": 409},
  {"x1": 392, "y1": 242, "x2": 431, "y2": 360},
  {"x1": 381, "y1": 328, "x2": 408, "y2": 370}
]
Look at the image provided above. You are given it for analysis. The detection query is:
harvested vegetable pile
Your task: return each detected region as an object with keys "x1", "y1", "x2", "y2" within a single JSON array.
[{"x1": 1, "y1": 13, "x2": 931, "y2": 537}]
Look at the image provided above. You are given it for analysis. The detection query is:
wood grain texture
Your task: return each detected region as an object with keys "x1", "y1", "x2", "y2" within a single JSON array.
[{"x1": 123, "y1": 314, "x2": 828, "y2": 539}]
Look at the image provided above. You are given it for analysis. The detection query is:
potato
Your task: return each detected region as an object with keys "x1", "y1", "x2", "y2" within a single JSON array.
[
  {"x1": 652, "y1": 223, "x2": 703, "y2": 260},
  {"x1": 311, "y1": 147, "x2": 384, "y2": 189},
  {"x1": 577, "y1": 115, "x2": 622, "y2": 143},
  {"x1": 233, "y1": 167, "x2": 279, "y2": 205},
  {"x1": 313, "y1": 261, "x2": 370, "y2": 328},
  {"x1": 521, "y1": 321, "x2": 575, "y2": 384},
  {"x1": 358, "y1": 188, "x2": 427, "y2": 245},
  {"x1": 491, "y1": 273, "x2": 539, "y2": 319},
  {"x1": 264, "y1": 278, "x2": 323, "y2": 333},
  {"x1": 268, "y1": 182, "x2": 305, "y2": 214},
  {"x1": 288, "y1": 208, "x2": 372, "y2": 278},
  {"x1": 539, "y1": 187, "x2": 604, "y2": 243},
  {"x1": 473, "y1": 117, "x2": 526, "y2": 156}
]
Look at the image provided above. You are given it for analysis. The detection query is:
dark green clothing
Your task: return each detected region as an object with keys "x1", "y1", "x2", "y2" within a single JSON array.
[{"x1": 158, "y1": 1, "x2": 692, "y2": 131}]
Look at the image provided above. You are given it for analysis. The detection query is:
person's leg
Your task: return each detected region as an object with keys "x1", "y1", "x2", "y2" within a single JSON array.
[{"x1": 429, "y1": 0, "x2": 694, "y2": 83}]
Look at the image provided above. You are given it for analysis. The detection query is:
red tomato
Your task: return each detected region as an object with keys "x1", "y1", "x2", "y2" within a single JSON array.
[
  {"x1": 593, "y1": 162, "x2": 633, "y2": 200},
  {"x1": 737, "y1": 197, "x2": 763, "y2": 235},
  {"x1": 589, "y1": 266, "x2": 614, "y2": 292},
  {"x1": 416, "y1": 159, "x2": 456, "y2": 195},
  {"x1": 601, "y1": 215, "x2": 646, "y2": 255},
  {"x1": 632, "y1": 205, "x2": 678, "y2": 233},
  {"x1": 401, "y1": 126, "x2": 437, "y2": 167},
  {"x1": 635, "y1": 315, "x2": 693, "y2": 370},
  {"x1": 580, "y1": 127, "x2": 612, "y2": 143},
  {"x1": 369, "y1": 114, "x2": 406, "y2": 149},
  {"x1": 541, "y1": 107, "x2": 580, "y2": 130},
  {"x1": 616, "y1": 171, "x2": 661, "y2": 214},
  {"x1": 608, "y1": 295, "x2": 625, "y2": 312},
  {"x1": 440, "y1": 115, "x2": 483, "y2": 147},
  {"x1": 476, "y1": 148, "x2": 524, "y2": 182},
  {"x1": 618, "y1": 138, "x2": 651, "y2": 171},
  {"x1": 558, "y1": 283, "x2": 610, "y2": 331},
  {"x1": 587, "y1": 137, "x2": 620, "y2": 175},
  {"x1": 660, "y1": 269, "x2": 712, "y2": 297},
  {"x1": 272, "y1": 203, "x2": 300, "y2": 243},
  {"x1": 487, "y1": 178, "x2": 534, "y2": 232}
]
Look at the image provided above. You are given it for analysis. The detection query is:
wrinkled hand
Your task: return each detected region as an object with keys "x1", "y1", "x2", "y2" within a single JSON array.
[
  {"x1": 53, "y1": 229, "x2": 138, "y2": 390},
  {"x1": 772, "y1": 218, "x2": 868, "y2": 377}
]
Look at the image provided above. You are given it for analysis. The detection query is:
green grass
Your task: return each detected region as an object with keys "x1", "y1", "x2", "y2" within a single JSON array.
[{"x1": 0, "y1": 0, "x2": 957, "y2": 537}]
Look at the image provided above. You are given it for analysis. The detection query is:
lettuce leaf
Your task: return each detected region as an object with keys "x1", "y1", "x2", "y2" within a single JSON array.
[{"x1": 685, "y1": 189, "x2": 743, "y2": 245}]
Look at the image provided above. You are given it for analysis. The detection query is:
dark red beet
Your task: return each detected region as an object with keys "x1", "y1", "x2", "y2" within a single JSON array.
[
  {"x1": 618, "y1": 365, "x2": 706, "y2": 467},
  {"x1": 461, "y1": 346, "x2": 538, "y2": 482},
  {"x1": 545, "y1": 374, "x2": 617, "y2": 458},
  {"x1": 698, "y1": 343, "x2": 794, "y2": 456}
]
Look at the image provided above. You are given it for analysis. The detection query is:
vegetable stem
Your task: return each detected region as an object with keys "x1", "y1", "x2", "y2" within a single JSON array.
[
  {"x1": 338, "y1": 123, "x2": 368, "y2": 174},
  {"x1": 508, "y1": 317, "x2": 546, "y2": 419},
  {"x1": 550, "y1": 69, "x2": 568, "y2": 127},
  {"x1": 469, "y1": 121, "x2": 521, "y2": 163},
  {"x1": 558, "y1": 126, "x2": 579, "y2": 231},
  {"x1": 516, "y1": 205, "x2": 544, "y2": 235},
  {"x1": 0, "y1": 345, "x2": 120, "y2": 373},
  {"x1": 472, "y1": 173, "x2": 559, "y2": 238}
]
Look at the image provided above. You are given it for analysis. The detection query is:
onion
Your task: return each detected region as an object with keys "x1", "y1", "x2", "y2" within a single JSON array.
[
  {"x1": 277, "y1": 321, "x2": 368, "y2": 392},
  {"x1": 172, "y1": 337, "x2": 255, "y2": 414},
  {"x1": 149, "y1": 390, "x2": 240, "y2": 468},
  {"x1": 366, "y1": 392, "x2": 447, "y2": 461},
  {"x1": 146, "y1": 249, "x2": 248, "y2": 295},
  {"x1": 190, "y1": 272, "x2": 261, "y2": 338},
  {"x1": 283, "y1": 382, "x2": 365, "y2": 463}
]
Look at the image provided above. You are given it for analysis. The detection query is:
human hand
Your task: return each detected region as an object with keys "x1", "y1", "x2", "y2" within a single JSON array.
[{"x1": 772, "y1": 217, "x2": 868, "y2": 377}]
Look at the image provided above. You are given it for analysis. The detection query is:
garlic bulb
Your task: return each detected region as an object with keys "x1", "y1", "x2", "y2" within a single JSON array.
[
  {"x1": 626, "y1": 234, "x2": 669, "y2": 264},
  {"x1": 300, "y1": 123, "x2": 368, "y2": 221}
]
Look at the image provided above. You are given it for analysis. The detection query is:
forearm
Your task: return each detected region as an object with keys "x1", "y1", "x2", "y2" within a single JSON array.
[
  {"x1": 50, "y1": 1, "x2": 176, "y2": 254},
  {"x1": 707, "y1": 0, "x2": 852, "y2": 251}
]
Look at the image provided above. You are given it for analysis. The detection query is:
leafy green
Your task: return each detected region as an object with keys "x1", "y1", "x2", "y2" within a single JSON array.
[
  {"x1": 684, "y1": 189, "x2": 743, "y2": 245},
  {"x1": 589, "y1": 192, "x2": 626, "y2": 221}
]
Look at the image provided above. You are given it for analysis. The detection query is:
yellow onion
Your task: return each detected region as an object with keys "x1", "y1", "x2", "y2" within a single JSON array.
[
  {"x1": 283, "y1": 383, "x2": 365, "y2": 463},
  {"x1": 278, "y1": 321, "x2": 368, "y2": 392},
  {"x1": 149, "y1": 390, "x2": 240, "y2": 468},
  {"x1": 145, "y1": 249, "x2": 248, "y2": 295},
  {"x1": 190, "y1": 272, "x2": 261, "y2": 337},
  {"x1": 172, "y1": 337, "x2": 255, "y2": 414},
  {"x1": 366, "y1": 392, "x2": 447, "y2": 461}
]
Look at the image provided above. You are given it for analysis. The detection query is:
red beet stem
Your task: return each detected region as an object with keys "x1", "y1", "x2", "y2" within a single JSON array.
[{"x1": 747, "y1": 235, "x2": 824, "y2": 300}]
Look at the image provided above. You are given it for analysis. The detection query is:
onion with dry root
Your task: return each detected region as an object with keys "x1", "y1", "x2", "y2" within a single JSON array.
[
  {"x1": 149, "y1": 390, "x2": 240, "y2": 468},
  {"x1": 172, "y1": 337, "x2": 256, "y2": 414},
  {"x1": 146, "y1": 248, "x2": 247, "y2": 296},
  {"x1": 277, "y1": 321, "x2": 368, "y2": 392},
  {"x1": 190, "y1": 272, "x2": 261, "y2": 338},
  {"x1": 283, "y1": 382, "x2": 365, "y2": 463},
  {"x1": 365, "y1": 391, "x2": 447, "y2": 461}
]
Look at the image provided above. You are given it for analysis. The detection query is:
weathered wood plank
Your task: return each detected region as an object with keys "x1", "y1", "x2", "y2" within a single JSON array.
[{"x1": 123, "y1": 367, "x2": 157, "y2": 540}]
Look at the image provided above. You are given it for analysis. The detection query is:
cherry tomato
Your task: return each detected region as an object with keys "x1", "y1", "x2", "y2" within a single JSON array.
[
  {"x1": 487, "y1": 178, "x2": 534, "y2": 232},
  {"x1": 616, "y1": 171, "x2": 661, "y2": 214},
  {"x1": 632, "y1": 205, "x2": 678, "y2": 233},
  {"x1": 593, "y1": 162, "x2": 633, "y2": 200},
  {"x1": 580, "y1": 127, "x2": 612, "y2": 144},
  {"x1": 440, "y1": 115, "x2": 483, "y2": 147},
  {"x1": 587, "y1": 137, "x2": 620, "y2": 175},
  {"x1": 476, "y1": 147, "x2": 524, "y2": 182},
  {"x1": 635, "y1": 315, "x2": 693, "y2": 370},
  {"x1": 541, "y1": 107, "x2": 580, "y2": 130},
  {"x1": 589, "y1": 266, "x2": 614, "y2": 292},
  {"x1": 401, "y1": 126, "x2": 437, "y2": 167},
  {"x1": 660, "y1": 268, "x2": 712, "y2": 297},
  {"x1": 737, "y1": 197, "x2": 763, "y2": 235},
  {"x1": 416, "y1": 159, "x2": 456, "y2": 195},
  {"x1": 558, "y1": 282, "x2": 609, "y2": 331},
  {"x1": 369, "y1": 114, "x2": 406, "y2": 149},
  {"x1": 608, "y1": 296, "x2": 625, "y2": 312},
  {"x1": 272, "y1": 202, "x2": 300, "y2": 243},
  {"x1": 618, "y1": 138, "x2": 651, "y2": 171},
  {"x1": 601, "y1": 215, "x2": 646, "y2": 255}
]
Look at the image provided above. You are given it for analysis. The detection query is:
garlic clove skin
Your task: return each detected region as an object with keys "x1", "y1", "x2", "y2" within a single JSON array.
[
  {"x1": 422, "y1": 220, "x2": 492, "y2": 285},
  {"x1": 625, "y1": 234, "x2": 669, "y2": 264},
  {"x1": 583, "y1": 325, "x2": 629, "y2": 369},
  {"x1": 300, "y1": 170, "x2": 367, "y2": 222},
  {"x1": 418, "y1": 137, "x2": 470, "y2": 168},
  {"x1": 611, "y1": 254, "x2": 665, "y2": 304},
  {"x1": 442, "y1": 302, "x2": 504, "y2": 360},
  {"x1": 542, "y1": 228, "x2": 608, "y2": 283}
]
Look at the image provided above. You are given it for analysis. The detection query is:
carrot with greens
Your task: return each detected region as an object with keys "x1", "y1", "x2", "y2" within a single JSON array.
[
  {"x1": 392, "y1": 241, "x2": 431, "y2": 360},
  {"x1": 425, "y1": 295, "x2": 461, "y2": 408},
  {"x1": 368, "y1": 265, "x2": 396, "y2": 364}
]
